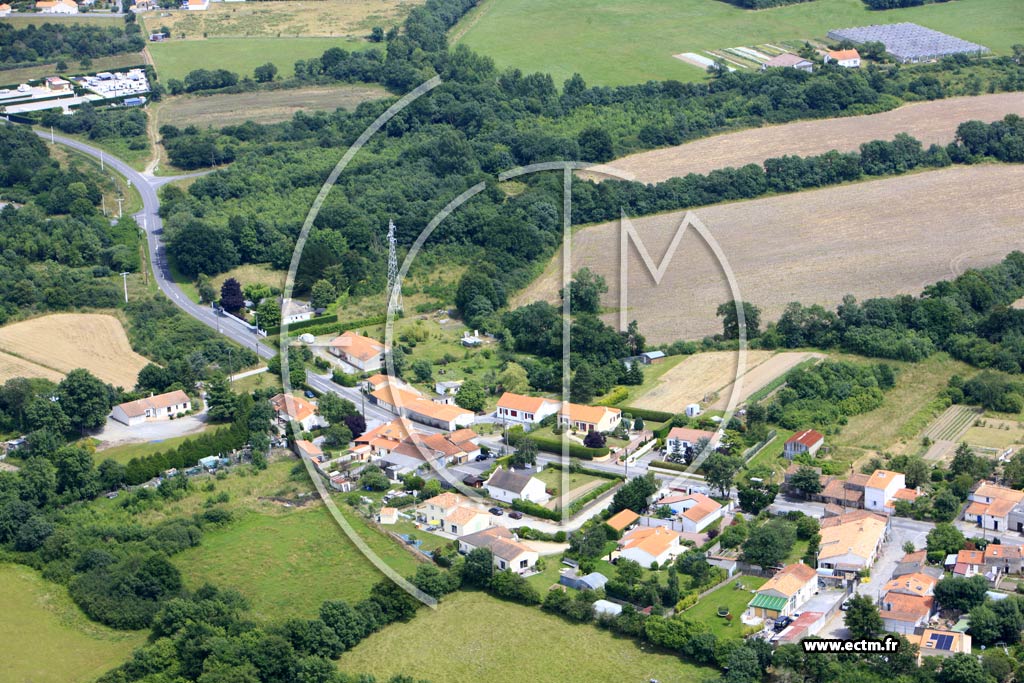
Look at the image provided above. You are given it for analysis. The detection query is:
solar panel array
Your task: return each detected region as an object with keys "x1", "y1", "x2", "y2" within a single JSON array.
[
  {"x1": 827, "y1": 23, "x2": 989, "y2": 63},
  {"x1": 928, "y1": 633, "x2": 954, "y2": 651}
]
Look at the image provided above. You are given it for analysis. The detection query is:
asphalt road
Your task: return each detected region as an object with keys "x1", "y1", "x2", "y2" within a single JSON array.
[{"x1": 34, "y1": 132, "x2": 403, "y2": 422}]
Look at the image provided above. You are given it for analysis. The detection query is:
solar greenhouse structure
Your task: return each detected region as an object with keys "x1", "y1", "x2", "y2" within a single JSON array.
[{"x1": 827, "y1": 23, "x2": 989, "y2": 64}]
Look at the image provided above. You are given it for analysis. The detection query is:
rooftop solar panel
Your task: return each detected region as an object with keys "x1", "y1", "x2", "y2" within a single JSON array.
[{"x1": 929, "y1": 634, "x2": 954, "y2": 651}]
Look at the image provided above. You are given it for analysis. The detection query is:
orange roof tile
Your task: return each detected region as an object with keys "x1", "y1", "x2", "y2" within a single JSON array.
[
  {"x1": 759, "y1": 563, "x2": 817, "y2": 598},
  {"x1": 270, "y1": 393, "x2": 316, "y2": 422},
  {"x1": 606, "y1": 509, "x2": 641, "y2": 532},
  {"x1": 957, "y1": 549, "x2": 984, "y2": 565},
  {"x1": 497, "y1": 392, "x2": 557, "y2": 414},
  {"x1": 445, "y1": 505, "x2": 487, "y2": 526},
  {"x1": 620, "y1": 526, "x2": 681, "y2": 558},
  {"x1": 559, "y1": 402, "x2": 620, "y2": 425},
  {"x1": 882, "y1": 593, "x2": 933, "y2": 621},
  {"x1": 330, "y1": 331, "x2": 385, "y2": 362},
  {"x1": 827, "y1": 49, "x2": 860, "y2": 61},
  {"x1": 883, "y1": 572, "x2": 937, "y2": 597}
]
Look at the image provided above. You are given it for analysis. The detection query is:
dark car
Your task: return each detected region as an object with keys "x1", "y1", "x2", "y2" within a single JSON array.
[
  {"x1": 488, "y1": 507, "x2": 504, "y2": 516},
  {"x1": 508, "y1": 511, "x2": 523, "y2": 520},
  {"x1": 304, "y1": 390, "x2": 316, "y2": 399},
  {"x1": 773, "y1": 616, "x2": 792, "y2": 632},
  {"x1": 475, "y1": 454, "x2": 488, "y2": 462}
]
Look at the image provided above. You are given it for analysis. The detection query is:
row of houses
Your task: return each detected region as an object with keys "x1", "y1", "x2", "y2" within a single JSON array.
[
  {"x1": 495, "y1": 391, "x2": 622, "y2": 433},
  {"x1": 784, "y1": 464, "x2": 921, "y2": 515}
]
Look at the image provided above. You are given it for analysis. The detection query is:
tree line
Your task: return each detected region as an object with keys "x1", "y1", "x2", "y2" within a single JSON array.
[{"x1": 0, "y1": 21, "x2": 144, "y2": 68}]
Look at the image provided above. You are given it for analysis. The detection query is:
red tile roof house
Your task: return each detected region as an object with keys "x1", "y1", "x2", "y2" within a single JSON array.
[
  {"x1": 111, "y1": 390, "x2": 192, "y2": 427},
  {"x1": 824, "y1": 48, "x2": 861, "y2": 68},
  {"x1": 653, "y1": 492, "x2": 723, "y2": 533},
  {"x1": 329, "y1": 331, "x2": 386, "y2": 373},
  {"x1": 495, "y1": 392, "x2": 560, "y2": 427},
  {"x1": 879, "y1": 593, "x2": 934, "y2": 635},
  {"x1": 984, "y1": 544, "x2": 1023, "y2": 576},
  {"x1": 783, "y1": 429, "x2": 824, "y2": 460},
  {"x1": 953, "y1": 549, "x2": 984, "y2": 578}
]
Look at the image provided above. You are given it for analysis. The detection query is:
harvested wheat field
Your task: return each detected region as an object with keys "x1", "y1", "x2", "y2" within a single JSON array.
[
  {"x1": 149, "y1": 0, "x2": 418, "y2": 39},
  {"x1": 0, "y1": 314, "x2": 149, "y2": 388},
  {"x1": 632, "y1": 350, "x2": 772, "y2": 412},
  {"x1": 582, "y1": 93, "x2": 1024, "y2": 184},
  {"x1": 157, "y1": 85, "x2": 387, "y2": 128},
  {"x1": 521, "y1": 165, "x2": 1024, "y2": 343},
  {"x1": 708, "y1": 351, "x2": 823, "y2": 410},
  {"x1": 0, "y1": 350, "x2": 65, "y2": 384}
]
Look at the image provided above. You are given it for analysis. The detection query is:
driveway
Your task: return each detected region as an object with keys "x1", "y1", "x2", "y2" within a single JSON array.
[{"x1": 94, "y1": 412, "x2": 210, "y2": 450}]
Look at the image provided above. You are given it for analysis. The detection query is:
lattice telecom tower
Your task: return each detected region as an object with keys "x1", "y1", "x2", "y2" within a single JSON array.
[{"x1": 386, "y1": 219, "x2": 402, "y2": 312}]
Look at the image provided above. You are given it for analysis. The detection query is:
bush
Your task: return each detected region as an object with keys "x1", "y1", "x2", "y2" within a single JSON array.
[
  {"x1": 616, "y1": 406, "x2": 675, "y2": 422},
  {"x1": 525, "y1": 434, "x2": 608, "y2": 459}
]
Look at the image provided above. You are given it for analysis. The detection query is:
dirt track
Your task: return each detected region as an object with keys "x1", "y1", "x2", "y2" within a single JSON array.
[
  {"x1": 519, "y1": 165, "x2": 1024, "y2": 343},
  {"x1": 582, "y1": 93, "x2": 1024, "y2": 184}
]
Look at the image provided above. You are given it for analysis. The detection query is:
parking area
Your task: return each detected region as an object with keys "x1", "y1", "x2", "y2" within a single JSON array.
[{"x1": 94, "y1": 410, "x2": 209, "y2": 450}]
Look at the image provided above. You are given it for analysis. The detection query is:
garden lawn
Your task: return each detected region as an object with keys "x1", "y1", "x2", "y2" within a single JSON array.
[
  {"x1": 534, "y1": 466, "x2": 609, "y2": 499},
  {"x1": 339, "y1": 590, "x2": 716, "y2": 682},
  {"x1": 455, "y1": 0, "x2": 1023, "y2": 86},
  {"x1": 91, "y1": 425, "x2": 224, "y2": 465},
  {"x1": 0, "y1": 563, "x2": 146, "y2": 683},
  {"x1": 680, "y1": 575, "x2": 767, "y2": 640},
  {"x1": 173, "y1": 503, "x2": 423, "y2": 622},
  {"x1": 147, "y1": 37, "x2": 367, "y2": 82}
]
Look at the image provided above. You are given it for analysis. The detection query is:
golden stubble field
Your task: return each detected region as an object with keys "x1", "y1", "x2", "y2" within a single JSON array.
[
  {"x1": 582, "y1": 93, "x2": 1024, "y2": 184},
  {"x1": 520, "y1": 165, "x2": 1024, "y2": 343},
  {"x1": 151, "y1": 0, "x2": 418, "y2": 39},
  {"x1": 0, "y1": 314, "x2": 149, "y2": 388},
  {"x1": 156, "y1": 85, "x2": 387, "y2": 128}
]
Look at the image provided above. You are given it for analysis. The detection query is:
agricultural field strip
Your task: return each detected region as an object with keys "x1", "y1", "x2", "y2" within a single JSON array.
[
  {"x1": 925, "y1": 404, "x2": 981, "y2": 442},
  {"x1": 520, "y1": 164, "x2": 1024, "y2": 343},
  {"x1": 583, "y1": 92, "x2": 1024, "y2": 184}
]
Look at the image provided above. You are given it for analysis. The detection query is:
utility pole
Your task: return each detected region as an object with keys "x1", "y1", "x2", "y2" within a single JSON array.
[
  {"x1": 100, "y1": 151, "x2": 104, "y2": 171},
  {"x1": 50, "y1": 126, "x2": 54, "y2": 143},
  {"x1": 115, "y1": 196, "x2": 124, "y2": 218},
  {"x1": 120, "y1": 272, "x2": 130, "y2": 303}
]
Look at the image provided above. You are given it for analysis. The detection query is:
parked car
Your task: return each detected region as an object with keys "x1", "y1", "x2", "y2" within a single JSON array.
[
  {"x1": 773, "y1": 616, "x2": 792, "y2": 632},
  {"x1": 488, "y1": 507, "x2": 504, "y2": 516},
  {"x1": 508, "y1": 511, "x2": 523, "y2": 520},
  {"x1": 840, "y1": 599, "x2": 852, "y2": 611},
  {"x1": 304, "y1": 390, "x2": 316, "y2": 399},
  {"x1": 475, "y1": 454, "x2": 488, "y2": 462}
]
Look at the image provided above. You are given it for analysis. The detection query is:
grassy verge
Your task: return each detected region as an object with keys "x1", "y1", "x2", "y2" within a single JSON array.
[{"x1": 91, "y1": 425, "x2": 222, "y2": 465}]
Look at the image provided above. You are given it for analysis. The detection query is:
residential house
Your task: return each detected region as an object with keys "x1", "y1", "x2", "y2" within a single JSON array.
[
  {"x1": 775, "y1": 611, "x2": 827, "y2": 645},
  {"x1": 761, "y1": 53, "x2": 813, "y2": 72},
  {"x1": 747, "y1": 562, "x2": 818, "y2": 621},
  {"x1": 654, "y1": 492, "x2": 723, "y2": 533},
  {"x1": 294, "y1": 439, "x2": 323, "y2": 462},
  {"x1": 417, "y1": 492, "x2": 468, "y2": 526},
  {"x1": 434, "y1": 380, "x2": 463, "y2": 396},
  {"x1": 495, "y1": 392, "x2": 560, "y2": 427},
  {"x1": 618, "y1": 526, "x2": 682, "y2": 567},
  {"x1": 915, "y1": 629, "x2": 971, "y2": 662},
  {"x1": 558, "y1": 403, "x2": 621, "y2": 433},
  {"x1": 1008, "y1": 500, "x2": 1024, "y2": 534},
  {"x1": 369, "y1": 385, "x2": 474, "y2": 430},
  {"x1": 351, "y1": 418, "x2": 419, "y2": 460},
  {"x1": 560, "y1": 570, "x2": 609, "y2": 591},
  {"x1": 280, "y1": 299, "x2": 314, "y2": 325},
  {"x1": 817, "y1": 473, "x2": 867, "y2": 508},
  {"x1": 894, "y1": 550, "x2": 943, "y2": 580},
  {"x1": 605, "y1": 508, "x2": 641, "y2": 534},
  {"x1": 392, "y1": 432, "x2": 476, "y2": 467},
  {"x1": 36, "y1": 0, "x2": 78, "y2": 13},
  {"x1": 665, "y1": 427, "x2": 716, "y2": 458},
  {"x1": 485, "y1": 466, "x2": 550, "y2": 505},
  {"x1": 186, "y1": 0, "x2": 208, "y2": 9},
  {"x1": 45, "y1": 77, "x2": 72, "y2": 92},
  {"x1": 458, "y1": 527, "x2": 538, "y2": 574},
  {"x1": 443, "y1": 505, "x2": 492, "y2": 536},
  {"x1": 882, "y1": 572, "x2": 937, "y2": 597},
  {"x1": 953, "y1": 549, "x2": 984, "y2": 578},
  {"x1": 329, "y1": 331, "x2": 385, "y2": 373},
  {"x1": 817, "y1": 511, "x2": 888, "y2": 579},
  {"x1": 964, "y1": 483, "x2": 1024, "y2": 532},
  {"x1": 880, "y1": 593, "x2": 934, "y2": 634},
  {"x1": 378, "y1": 507, "x2": 398, "y2": 525},
  {"x1": 984, "y1": 544, "x2": 1023, "y2": 576},
  {"x1": 864, "y1": 469, "x2": 905, "y2": 513},
  {"x1": 824, "y1": 48, "x2": 861, "y2": 67},
  {"x1": 111, "y1": 390, "x2": 192, "y2": 426},
  {"x1": 783, "y1": 429, "x2": 824, "y2": 460},
  {"x1": 0, "y1": 4, "x2": 12, "y2": 16},
  {"x1": 460, "y1": 330, "x2": 483, "y2": 347},
  {"x1": 269, "y1": 393, "x2": 322, "y2": 432}
]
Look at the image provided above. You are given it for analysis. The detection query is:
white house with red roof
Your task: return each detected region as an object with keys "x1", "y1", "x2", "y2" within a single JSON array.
[
  {"x1": 495, "y1": 392, "x2": 560, "y2": 426},
  {"x1": 0, "y1": 4, "x2": 12, "y2": 16},
  {"x1": 36, "y1": 0, "x2": 78, "y2": 13},
  {"x1": 111, "y1": 390, "x2": 192, "y2": 426},
  {"x1": 783, "y1": 429, "x2": 824, "y2": 460},
  {"x1": 824, "y1": 48, "x2": 861, "y2": 68},
  {"x1": 864, "y1": 469, "x2": 905, "y2": 513},
  {"x1": 665, "y1": 427, "x2": 716, "y2": 454},
  {"x1": 329, "y1": 331, "x2": 385, "y2": 373},
  {"x1": 654, "y1": 492, "x2": 723, "y2": 533}
]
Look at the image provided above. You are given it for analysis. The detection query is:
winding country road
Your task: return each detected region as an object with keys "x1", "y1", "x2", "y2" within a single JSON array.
[{"x1": 34, "y1": 131, "x2": 401, "y2": 425}]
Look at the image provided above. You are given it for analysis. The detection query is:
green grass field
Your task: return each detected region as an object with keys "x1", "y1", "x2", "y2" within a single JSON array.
[
  {"x1": 173, "y1": 503, "x2": 424, "y2": 621},
  {"x1": 534, "y1": 465, "x2": 608, "y2": 499},
  {"x1": 679, "y1": 575, "x2": 767, "y2": 640},
  {"x1": 454, "y1": 0, "x2": 1022, "y2": 86},
  {"x1": 339, "y1": 590, "x2": 716, "y2": 683},
  {"x1": 0, "y1": 563, "x2": 146, "y2": 683},
  {"x1": 147, "y1": 37, "x2": 368, "y2": 81}
]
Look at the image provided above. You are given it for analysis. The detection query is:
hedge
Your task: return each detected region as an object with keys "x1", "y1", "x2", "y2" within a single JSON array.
[
  {"x1": 652, "y1": 423, "x2": 673, "y2": 440},
  {"x1": 616, "y1": 406, "x2": 675, "y2": 423},
  {"x1": 566, "y1": 480, "x2": 620, "y2": 516},
  {"x1": 511, "y1": 498, "x2": 561, "y2": 521},
  {"x1": 544, "y1": 462, "x2": 621, "y2": 480},
  {"x1": 525, "y1": 434, "x2": 608, "y2": 459},
  {"x1": 596, "y1": 386, "x2": 628, "y2": 406},
  {"x1": 647, "y1": 459, "x2": 694, "y2": 473},
  {"x1": 269, "y1": 313, "x2": 388, "y2": 338}
]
